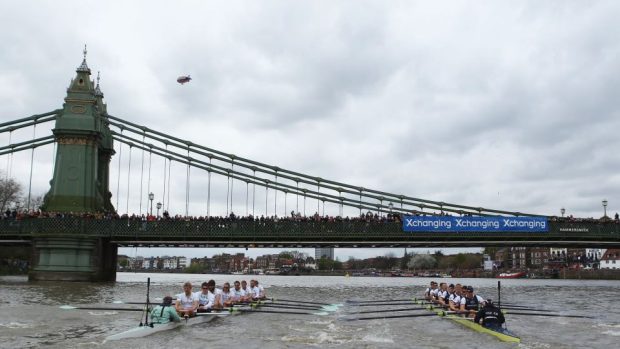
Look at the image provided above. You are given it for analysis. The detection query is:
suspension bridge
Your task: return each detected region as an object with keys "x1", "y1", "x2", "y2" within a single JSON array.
[{"x1": 1, "y1": 52, "x2": 619, "y2": 281}]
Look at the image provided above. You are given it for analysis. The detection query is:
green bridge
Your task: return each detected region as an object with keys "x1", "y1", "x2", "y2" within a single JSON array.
[
  {"x1": 2, "y1": 51, "x2": 619, "y2": 282},
  {"x1": 2, "y1": 218, "x2": 618, "y2": 248}
]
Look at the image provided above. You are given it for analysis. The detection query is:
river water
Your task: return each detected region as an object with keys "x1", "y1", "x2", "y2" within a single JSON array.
[{"x1": 1, "y1": 273, "x2": 619, "y2": 348}]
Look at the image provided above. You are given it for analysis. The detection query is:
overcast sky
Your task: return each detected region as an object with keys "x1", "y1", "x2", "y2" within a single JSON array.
[{"x1": 1, "y1": 1, "x2": 619, "y2": 260}]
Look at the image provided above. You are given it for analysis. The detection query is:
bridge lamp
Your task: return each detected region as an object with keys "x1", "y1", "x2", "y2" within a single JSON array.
[
  {"x1": 560, "y1": 207, "x2": 565, "y2": 217},
  {"x1": 149, "y1": 192, "x2": 154, "y2": 216},
  {"x1": 602, "y1": 199, "x2": 608, "y2": 218},
  {"x1": 156, "y1": 202, "x2": 162, "y2": 218}
]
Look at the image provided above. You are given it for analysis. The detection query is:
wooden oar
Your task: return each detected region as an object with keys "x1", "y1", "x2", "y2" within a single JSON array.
[
  {"x1": 60, "y1": 305, "x2": 144, "y2": 312},
  {"x1": 505, "y1": 311, "x2": 594, "y2": 319},
  {"x1": 352, "y1": 302, "x2": 427, "y2": 307},
  {"x1": 340, "y1": 312, "x2": 443, "y2": 321}
]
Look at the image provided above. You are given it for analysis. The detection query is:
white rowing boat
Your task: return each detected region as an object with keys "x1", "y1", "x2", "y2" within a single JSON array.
[{"x1": 105, "y1": 312, "x2": 230, "y2": 341}]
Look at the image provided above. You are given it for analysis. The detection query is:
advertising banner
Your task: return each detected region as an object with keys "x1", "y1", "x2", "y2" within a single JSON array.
[{"x1": 402, "y1": 216, "x2": 548, "y2": 232}]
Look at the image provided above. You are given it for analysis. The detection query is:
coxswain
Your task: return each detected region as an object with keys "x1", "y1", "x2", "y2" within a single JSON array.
[
  {"x1": 474, "y1": 299, "x2": 505, "y2": 328},
  {"x1": 195, "y1": 281, "x2": 214, "y2": 312},
  {"x1": 150, "y1": 296, "x2": 182, "y2": 324},
  {"x1": 175, "y1": 281, "x2": 199, "y2": 317}
]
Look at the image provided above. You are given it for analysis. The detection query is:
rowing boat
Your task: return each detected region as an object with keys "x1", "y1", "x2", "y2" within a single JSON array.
[
  {"x1": 105, "y1": 312, "x2": 229, "y2": 341},
  {"x1": 414, "y1": 300, "x2": 520, "y2": 343},
  {"x1": 104, "y1": 301, "x2": 264, "y2": 341}
]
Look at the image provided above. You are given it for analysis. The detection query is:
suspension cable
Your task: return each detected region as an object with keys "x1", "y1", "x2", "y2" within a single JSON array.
[
  {"x1": 162, "y1": 145, "x2": 168, "y2": 214},
  {"x1": 252, "y1": 169, "x2": 256, "y2": 217},
  {"x1": 296, "y1": 181, "x2": 299, "y2": 214},
  {"x1": 146, "y1": 147, "x2": 152, "y2": 216},
  {"x1": 5, "y1": 130, "x2": 11, "y2": 180},
  {"x1": 167, "y1": 157, "x2": 171, "y2": 212},
  {"x1": 207, "y1": 157, "x2": 212, "y2": 217},
  {"x1": 274, "y1": 172, "x2": 278, "y2": 217},
  {"x1": 185, "y1": 146, "x2": 190, "y2": 217},
  {"x1": 230, "y1": 161, "x2": 234, "y2": 215},
  {"x1": 126, "y1": 146, "x2": 133, "y2": 216},
  {"x1": 265, "y1": 184, "x2": 268, "y2": 217},
  {"x1": 139, "y1": 133, "x2": 146, "y2": 215},
  {"x1": 26, "y1": 122, "x2": 37, "y2": 211},
  {"x1": 284, "y1": 191, "x2": 287, "y2": 217},
  {"x1": 245, "y1": 181, "x2": 249, "y2": 216},
  {"x1": 115, "y1": 129, "x2": 123, "y2": 210},
  {"x1": 226, "y1": 172, "x2": 230, "y2": 216}
]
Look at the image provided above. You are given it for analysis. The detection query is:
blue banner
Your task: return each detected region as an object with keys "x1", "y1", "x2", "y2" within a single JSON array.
[{"x1": 402, "y1": 216, "x2": 548, "y2": 232}]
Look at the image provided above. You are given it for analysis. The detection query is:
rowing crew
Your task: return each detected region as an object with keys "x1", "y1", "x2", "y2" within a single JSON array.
[
  {"x1": 151, "y1": 279, "x2": 266, "y2": 323},
  {"x1": 423, "y1": 281, "x2": 505, "y2": 328}
]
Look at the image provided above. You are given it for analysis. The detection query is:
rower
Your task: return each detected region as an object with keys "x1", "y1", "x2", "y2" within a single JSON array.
[
  {"x1": 195, "y1": 281, "x2": 214, "y2": 312},
  {"x1": 150, "y1": 296, "x2": 182, "y2": 324},
  {"x1": 424, "y1": 281, "x2": 438, "y2": 301},
  {"x1": 474, "y1": 299, "x2": 505, "y2": 328},
  {"x1": 207, "y1": 279, "x2": 224, "y2": 310},
  {"x1": 231, "y1": 280, "x2": 247, "y2": 303},
  {"x1": 242, "y1": 280, "x2": 252, "y2": 299},
  {"x1": 449, "y1": 284, "x2": 462, "y2": 312},
  {"x1": 435, "y1": 282, "x2": 449, "y2": 307},
  {"x1": 251, "y1": 280, "x2": 266, "y2": 300},
  {"x1": 175, "y1": 281, "x2": 199, "y2": 317},
  {"x1": 221, "y1": 282, "x2": 234, "y2": 307},
  {"x1": 460, "y1": 286, "x2": 485, "y2": 317}
]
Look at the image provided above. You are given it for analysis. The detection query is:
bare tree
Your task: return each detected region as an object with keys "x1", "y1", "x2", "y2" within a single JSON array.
[{"x1": 0, "y1": 175, "x2": 23, "y2": 212}]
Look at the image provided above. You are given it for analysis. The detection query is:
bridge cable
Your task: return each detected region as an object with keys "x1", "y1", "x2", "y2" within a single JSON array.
[
  {"x1": 252, "y1": 169, "x2": 256, "y2": 217},
  {"x1": 230, "y1": 160, "x2": 234, "y2": 215},
  {"x1": 167, "y1": 155, "x2": 172, "y2": 212},
  {"x1": 274, "y1": 172, "x2": 278, "y2": 217},
  {"x1": 138, "y1": 133, "x2": 146, "y2": 216},
  {"x1": 185, "y1": 146, "x2": 190, "y2": 217},
  {"x1": 317, "y1": 182, "x2": 320, "y2": 216},
  {"x1": 246, "y1": 181, "x2": 249, "y2": 216},
  {"x1": 126, "y1": 146, "x2": 133, "y2": 219},
  {"x1": 265, "y1": 183, "x2": 268, "y2": 216},
  {"x1": 115, "y1": 129, "x2": 123, "y2": 210},
  {"x1": 284, "y1": 190, "x2": 288, "y2": 217},
  {"x1": 146, "y1": 146, "x2": 152, "y2": 217},
  {"x1": 207, "y1": 157, "x2": 212, "y2": 217},
  {"x1": 296, "y1": 181, "x2": 299, "y2": 214},
  {"x1": 226, "y1": 171, "x2": 230, "y2": 216},
  {"x1": 5, "y1": 130, "x2": 11, "y2": 180},
  {"x1": 26, "y1": 122, "x2": 37, "y2": 211},
  {"x1": 162, "y1": 144, "x2": 168, "y2": 214}
]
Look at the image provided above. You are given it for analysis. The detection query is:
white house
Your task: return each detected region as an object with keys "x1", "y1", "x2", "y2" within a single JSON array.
[{"x1": 600, "y1": 249, "x2": 620, "y2": 270}]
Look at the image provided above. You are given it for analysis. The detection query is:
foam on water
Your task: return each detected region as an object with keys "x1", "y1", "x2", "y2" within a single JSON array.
[
  {"x1": 88, "y1": 311, "x2": 119, "y2": 316},
  {"x1": 0, "y1": 321, "x2": 33, "y2": 329},
  {"x1": 361, "y1": 333, "x2": 394, "y2": 343}
]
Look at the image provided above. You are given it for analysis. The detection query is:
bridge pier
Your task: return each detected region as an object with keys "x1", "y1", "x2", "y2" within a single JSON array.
[{"x1": 29, "y1": 237, "x2": 117, "y2": 282}]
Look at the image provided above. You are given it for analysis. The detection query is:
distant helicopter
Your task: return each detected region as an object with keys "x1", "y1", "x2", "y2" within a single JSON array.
[{"x1": 177, "y1": 75, "x2": 191, "y2": 84}]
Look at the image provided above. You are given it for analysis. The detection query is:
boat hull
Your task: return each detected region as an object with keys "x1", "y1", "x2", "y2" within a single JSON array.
[{"x1": 497, "y1": 272, "x2": 527, "y2": 279}]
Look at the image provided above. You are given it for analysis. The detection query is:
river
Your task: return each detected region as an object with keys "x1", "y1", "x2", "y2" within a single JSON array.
[{"x1": 1, "y1": 273, "x2": 619, "y2": 348}]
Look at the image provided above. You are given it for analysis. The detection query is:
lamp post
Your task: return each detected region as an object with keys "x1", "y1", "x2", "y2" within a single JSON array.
[
  {"x1": 602, "y1": 199, "x2": 608, "y2": 218},
  {"x1": 156, "y1": 202, "x2": 162, "y2": 218},
  {"x1": 149, "y1": 192, "x2": 154, "y2": 216},
  {"x1": 561, "y1": 207, "x2": 565, "y2": 217}
]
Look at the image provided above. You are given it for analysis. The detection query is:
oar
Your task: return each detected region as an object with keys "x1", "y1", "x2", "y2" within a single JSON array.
[
  {"x1": 352, "y1": 302, "x2": 429, "y2": 307},
  {"x1": 256, "y1": 303, "x2": 323, "y2": 311},
  {"x1": 60, "y1": 305, "x2": 144, "y2": 312},
  {"x1": 501, "y1": 306, "x2": 553, "y2": 312},
  {"x1": 346, "y1": 298, "x2": 414, "y2": 304},
  {"x1": 340, "y1": 312, "x2": 442, "y2": 321},
  {"x1": 346, "y1": 307, "x2": 429, "y2": 315},
  {"x1": 505, "y1": 311, "x2": 594, "y2": 319},
  {"x1": 231, "y1": 308, "x2": 326, "y2": 316},
  {"x1": 269, "y1": 298, "x2": 334, "y2": 306}
]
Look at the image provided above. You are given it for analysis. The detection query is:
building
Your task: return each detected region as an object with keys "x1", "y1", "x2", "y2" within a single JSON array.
[
  {"x1": 315, "y1": 247, "x2": 334, "y2": 260},
  {"x1": 529, "y1": 247, "x2": 550, "y2": 268},
  {"x1": 600, "y1": 249, "x2": 620, "y2": 270}
]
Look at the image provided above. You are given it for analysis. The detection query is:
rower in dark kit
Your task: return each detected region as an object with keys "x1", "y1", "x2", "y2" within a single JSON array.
[{"x1": 474, "y1": 299, "x2": 505, "y2": 328}]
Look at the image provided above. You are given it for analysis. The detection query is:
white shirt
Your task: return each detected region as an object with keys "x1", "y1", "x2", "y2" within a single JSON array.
[
  {"x1": 449, "y1": 293, "x2": 461, "y2": 306},
  {"x1": 231, "y1": 288, "x2": 246, "y2": 300},
  {"x1": 194, "y1": 291, "x2": 212, "y2": 308},
  {"x1": 177, "y1": 292, "x2": 198, "y2": 310},
  {"x1": 251, "y1": 286, "x2": 261, "y2": 298}
]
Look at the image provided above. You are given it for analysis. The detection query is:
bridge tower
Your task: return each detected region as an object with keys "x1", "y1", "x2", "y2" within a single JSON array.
[{"x1": 30, "y1": 48, "x2": 117, "y2": 282}]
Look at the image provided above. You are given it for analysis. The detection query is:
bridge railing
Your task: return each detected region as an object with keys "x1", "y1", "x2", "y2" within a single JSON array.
[{"x1": 0, "y1": 218, "x2": 619, "y2": 243}]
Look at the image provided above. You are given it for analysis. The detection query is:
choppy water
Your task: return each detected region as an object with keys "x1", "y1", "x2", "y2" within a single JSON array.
[{"x1": 1, "y1": 273, "x2": 619, "y2": 348}]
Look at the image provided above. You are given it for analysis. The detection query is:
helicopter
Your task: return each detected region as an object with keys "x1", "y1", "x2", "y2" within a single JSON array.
[{"x1": 177, "y1": 75, "x2": 191, "y2": 84}]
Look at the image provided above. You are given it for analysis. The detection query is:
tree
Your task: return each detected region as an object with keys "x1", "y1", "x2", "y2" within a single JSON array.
[
  {"x1": 0, "y1": 176, "x2": 22, "y2": 212},
  {"x1": 407, "y1": 254, "x2": 437, "y2": 269}
]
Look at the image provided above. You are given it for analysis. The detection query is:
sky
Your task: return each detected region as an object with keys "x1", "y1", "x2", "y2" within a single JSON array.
[{"x1": 1, "y1": 1, "x2": 619, "y2": 261}]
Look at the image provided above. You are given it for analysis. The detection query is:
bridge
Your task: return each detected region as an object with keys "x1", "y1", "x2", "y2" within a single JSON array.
[{"x1": 1, "y1": 51, "x2": 619, "y2": 281}]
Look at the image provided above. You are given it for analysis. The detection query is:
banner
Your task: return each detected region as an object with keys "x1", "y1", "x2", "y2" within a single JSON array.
[{"x1": 402, "y1": 216, "x2": 548, "y2": 232}]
